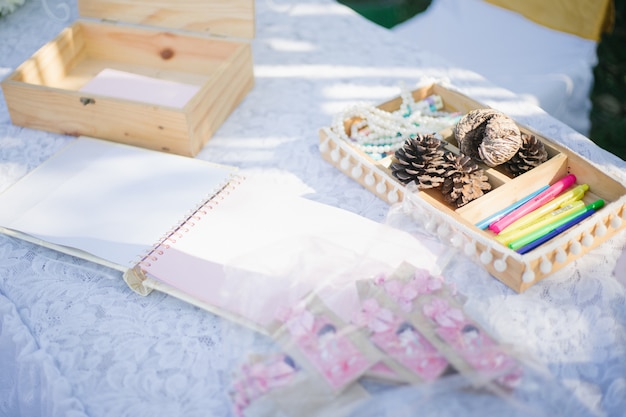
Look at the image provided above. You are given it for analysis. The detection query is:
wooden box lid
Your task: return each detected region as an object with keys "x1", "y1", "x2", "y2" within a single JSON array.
[{"x1": 78, "y1": 0, "x2": 255, "y2": 39}]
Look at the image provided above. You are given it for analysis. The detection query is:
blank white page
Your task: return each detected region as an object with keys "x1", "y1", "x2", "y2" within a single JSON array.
[{"x1": 0, "y1": 137, "x2": 236, "y2": 268}]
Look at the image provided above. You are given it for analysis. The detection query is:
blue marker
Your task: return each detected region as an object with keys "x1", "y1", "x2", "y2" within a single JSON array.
[{"x1": 475, "y1": 185, "x2": 549, "y2": 230}]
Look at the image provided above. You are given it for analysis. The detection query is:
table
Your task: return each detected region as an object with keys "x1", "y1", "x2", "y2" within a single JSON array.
[{"x1": 1, "y1": 1, "x2": 625, "y2": 416}]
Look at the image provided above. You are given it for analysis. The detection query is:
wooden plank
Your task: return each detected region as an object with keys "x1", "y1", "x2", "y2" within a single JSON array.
[
  {"x1": 78, "y1": 0, "x2": 255, "y2": 39},
  {"x1": 78, "y1": 21, "x2": 242, "y2": 73},
  {"x1": 186, "y1": 43, "x2": 254, "y2": 155},
  {"x1": 9, "y1": 23, "x2": 86, "y2": 86},
  {"x1": 2, "y1": 81, "x2": 191, "y2": 155},
  {"x1": 51, "y1": 58, "x2": 209, "y2": 91}
]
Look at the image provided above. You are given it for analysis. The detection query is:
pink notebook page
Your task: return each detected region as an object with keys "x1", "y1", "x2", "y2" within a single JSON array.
[
  {"x1": 80, "y1": 69, "x2": 200, "y2": 108},
  {"x1": 138, "y1": 176, "x2": 446, "y2": 329}
]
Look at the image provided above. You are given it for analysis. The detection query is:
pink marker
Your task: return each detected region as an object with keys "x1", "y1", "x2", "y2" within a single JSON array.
[{"x1": 489, "y1": 174, "x2": 577, "y2": 234}]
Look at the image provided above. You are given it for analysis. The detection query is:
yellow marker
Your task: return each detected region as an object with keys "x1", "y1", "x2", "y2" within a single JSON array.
[
  {"x1": 496, "y1": 200, "x2": 586, "y2": 246},
  {"x1": 497, "y1": 184, "x2": 588, "y2": 236}
]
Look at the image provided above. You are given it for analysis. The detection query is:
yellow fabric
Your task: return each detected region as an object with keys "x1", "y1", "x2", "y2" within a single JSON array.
[{"x1": 484, "y1": 0, "x2": 614, "y2": 41}]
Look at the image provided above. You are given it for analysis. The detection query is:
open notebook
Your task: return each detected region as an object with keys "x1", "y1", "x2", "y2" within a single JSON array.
[{"x1": 0, "y1": 137, "x2": 444, "y2": 332}]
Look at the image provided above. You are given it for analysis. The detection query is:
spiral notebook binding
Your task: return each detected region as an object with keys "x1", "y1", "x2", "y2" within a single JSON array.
[{"x1": 135, "y1": 174, "x2": 245, "y2": 270}]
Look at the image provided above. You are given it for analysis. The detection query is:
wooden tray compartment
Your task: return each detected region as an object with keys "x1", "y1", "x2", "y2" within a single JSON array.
[
  {"x1": 319, "y1": 83, "x2": 626, "y2": 292},
  {"x1": 1, "y1": 0, "x2": 254, "y2": 157}
]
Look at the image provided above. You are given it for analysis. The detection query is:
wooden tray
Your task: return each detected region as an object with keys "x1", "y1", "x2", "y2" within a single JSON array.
[
  {"x1": 319, "y1": 83, "x2": 626, "y2": 292},
  {"x1": 1, "y1": 0, "x2": 254, "y2": 157}
]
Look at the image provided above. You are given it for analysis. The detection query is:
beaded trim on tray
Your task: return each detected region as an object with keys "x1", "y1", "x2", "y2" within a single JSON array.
[
  {"x1": 401, "y1": 184, "x2": 626, "y2": 285},
  {"x1": 332, "y1": 88, "x2": 462, "y2": 160}
]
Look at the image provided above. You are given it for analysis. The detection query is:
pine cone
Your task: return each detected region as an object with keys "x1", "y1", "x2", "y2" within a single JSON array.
[
  {"x1": 441, "y1": 154, "x2": 492, "y2": 207},
  {"x1": 503, "y1": 132, "x2": 548, "y2": 176},
  {"x1": 391, "y1": 134, "x2": 450, "y2": 189}
]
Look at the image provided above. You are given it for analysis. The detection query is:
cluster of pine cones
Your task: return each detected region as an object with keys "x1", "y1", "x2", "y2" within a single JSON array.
[
  {"x1": 391, "y1": 133, "x2": 491, "y2": 208},
  {"x1": 390, "y1": 109, "x2": 548, "y2": 208}
]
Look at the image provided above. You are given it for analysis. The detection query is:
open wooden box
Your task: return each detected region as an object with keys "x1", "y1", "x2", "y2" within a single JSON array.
[
  {"x1": 1, "y1": 0, "x2": 254, "y2": 157},
  {"x1": 319, "y1": 83, "x2": 626, "y2": 292}
]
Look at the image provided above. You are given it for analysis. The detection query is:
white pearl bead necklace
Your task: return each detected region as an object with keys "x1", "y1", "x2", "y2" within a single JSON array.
[{"x1": 332, "y1": 90, "x2": 461, "y2": 159}]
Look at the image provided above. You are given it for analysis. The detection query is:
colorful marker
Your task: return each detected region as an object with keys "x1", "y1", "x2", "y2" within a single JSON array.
[
  {"x1": 509, "y1": 199, "x2": 604, "y2": 251},
  {"x1": 496, "y1": 200, "x2": 585, "y2": 246},
  {"x1": 489, "y1": 174, "x2": 577, "y2": 234},
  {"x1": 475, "y1": 185, "x2": 549, "y2": 230},
  {"x1": 516, "y1": 209, "x2": 596, "y2": 254},
  {"x1": 497, "y1": 184, "x2": 588, "y2": 235}
]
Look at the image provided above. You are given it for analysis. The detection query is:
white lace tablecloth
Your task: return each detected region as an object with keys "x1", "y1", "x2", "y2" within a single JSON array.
[{"x1": 1, "y1": 1, "x2": 626, "y2": 416}]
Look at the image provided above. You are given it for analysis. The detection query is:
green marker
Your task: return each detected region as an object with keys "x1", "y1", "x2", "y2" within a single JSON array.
[{"x1": 508, "y1": 199, "x2": 604, "y2": 251}]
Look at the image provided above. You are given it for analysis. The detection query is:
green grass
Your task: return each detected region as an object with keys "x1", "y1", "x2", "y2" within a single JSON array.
[{"x1": 338, "y1": 0, "x2": 626, "y2": 161}]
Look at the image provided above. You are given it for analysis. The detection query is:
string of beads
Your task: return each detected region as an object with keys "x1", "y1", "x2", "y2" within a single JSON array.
[{"x1": 332, "y1": 90, "x2": 461, "y2": 160}]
